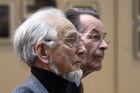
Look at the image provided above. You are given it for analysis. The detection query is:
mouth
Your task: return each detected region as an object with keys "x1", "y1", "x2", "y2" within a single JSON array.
[
  {"x1": 75, "y1": 56, "x2": 83, "y2": 64},
  {"x1": 74, "y1": 60, "x2": 82, "y2": 65},
  {"x1": 72, "y1": 60, "x2": 82, "y2": 69},
  {"x1": 97, "y1": 55, "x2": 104, "y2": 59},
  {"x1": 94, "y1": 53, "x2": 104, "y2": 58},
  {"x1": 93, "y1": 53, "x2": 104, "y2": 62},
  {"x1": 72, "y1": 55, "x2": 82, "y2": 65}
]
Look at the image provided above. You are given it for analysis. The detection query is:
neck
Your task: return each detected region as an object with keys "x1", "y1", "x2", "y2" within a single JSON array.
[{"x1": 32, "y1": 61, "x2": 52, "y2": 72}]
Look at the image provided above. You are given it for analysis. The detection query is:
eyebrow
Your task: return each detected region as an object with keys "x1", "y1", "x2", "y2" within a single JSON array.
[
  {"x1": 88, "y1": 29, "x2": 98, "y2": 34},
  {"x1": 90, "y1": 29, "x2": 107, "y2": 35}
]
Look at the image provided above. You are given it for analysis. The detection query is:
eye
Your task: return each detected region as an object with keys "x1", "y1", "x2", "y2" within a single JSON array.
[
  {"x1": 88, "y1": 34, "x2": 100, "y2": 42},
  {"x1": 66, "y1": 33, "x2": 77, "y2": 42},
  {"x1": 64, "y1": 31, "x2": 79, "y2": 46},
  {"x1": 64, "y1": 37, "x2": 78, "y2": 48},
  {"x1": 68, "y1": 37, "x2": 77, "y2": 43}
]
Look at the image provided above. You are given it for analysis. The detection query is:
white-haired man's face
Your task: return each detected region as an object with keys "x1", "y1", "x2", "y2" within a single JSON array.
[{"x1": 43, "y1": 16, "x2": 86, "y2": 82}]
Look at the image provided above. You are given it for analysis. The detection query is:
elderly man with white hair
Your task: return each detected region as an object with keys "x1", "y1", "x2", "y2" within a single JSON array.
[{"x1": 12, "y1": 8, "x2": 86, "y2": 93}]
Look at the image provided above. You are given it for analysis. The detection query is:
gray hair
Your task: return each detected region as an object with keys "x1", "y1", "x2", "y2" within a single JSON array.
[
  {"x1": 13, "y1": 8, "x2": 65, "y2": 66},
  {"x1": 64, "y1": 8, "x2": 100, "y2": 33}
]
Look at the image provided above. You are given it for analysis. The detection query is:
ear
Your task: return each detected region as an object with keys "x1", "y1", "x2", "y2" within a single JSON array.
[{"x1": 35, "y1": 42, "x2": 50, "y2": 64}]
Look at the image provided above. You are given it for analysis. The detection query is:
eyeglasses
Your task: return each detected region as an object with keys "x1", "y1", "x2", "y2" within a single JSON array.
[
  {"x1": 45, "y1": 37, "x2": 84, "y2": 48},
  {"x1": 63, "y1": 37, "x2": 84, "y2": 48}
]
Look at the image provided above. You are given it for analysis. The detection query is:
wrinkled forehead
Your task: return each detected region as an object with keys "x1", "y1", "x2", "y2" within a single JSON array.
[
  {"x1": 55, "y1": 16, "x2": 78, "y2": 38},
  {"x1": 43, "y1": 14, "x2": 78, "y2": 38},
  {"x1": 80, "y1": 14, "x2": 105, "y2": 32}
]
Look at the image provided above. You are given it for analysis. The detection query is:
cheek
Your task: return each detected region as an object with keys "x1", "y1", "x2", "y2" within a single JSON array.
[
  {"x1": 53, "y1": 46, "x2": 75, "y2": 62},
  {"x1": 51, "y1": 48, "x2": 73, "y2": 73},
  {"x1": 84, "y1": 41, "x2": 99, "y2": 53},
  {"x1": 84, "y1": 41, "x2": 94, "y2": 51},
  {"x1": 57, "y1": 45, "x2": 76, "y2": 63},
  {"x1": 82, "y1": 36, "x2": 94, "y2": 51},
  {"x1": 63, "y1": 45, "x2": 76, "y2": 56}
]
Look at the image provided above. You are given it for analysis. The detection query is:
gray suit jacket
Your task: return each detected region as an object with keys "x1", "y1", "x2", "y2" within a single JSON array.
[{"x1": 12, "y1": 75, "x2": 49, "y2": 93}]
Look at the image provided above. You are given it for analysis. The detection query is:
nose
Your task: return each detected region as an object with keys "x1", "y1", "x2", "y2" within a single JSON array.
[
  {"x1": 76, "y1": 44, "x2": 87, "y2": 58},
  {"x1": 99, "y1": 40, "x2": 108, "y2": 51}
]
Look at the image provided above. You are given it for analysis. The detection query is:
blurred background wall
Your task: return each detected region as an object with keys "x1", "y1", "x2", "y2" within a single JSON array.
[{"x1": 0, "y1": 0, "x2": 140, "y2": 93}]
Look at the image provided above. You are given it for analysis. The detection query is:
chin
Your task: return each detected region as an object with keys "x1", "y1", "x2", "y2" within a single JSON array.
[
  {"x1": 63, "y1": 69, "x2": 83, "y2": 82},
  {"x1": 91, "y1": 63, "x2": 102, "y2": 71},
  {"x1": 95, "y1": 67, "x2": 102, "y2": 71}
]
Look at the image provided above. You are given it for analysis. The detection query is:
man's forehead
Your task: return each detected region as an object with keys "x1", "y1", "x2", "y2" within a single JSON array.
[
  {"x1": 80, "y1": 14, "x2": 99, "y2": 21},
  {"x1": 44, "y1": 14, "x2": 77, "y2": 37},
  {"x1": 80, "y1": 14, "x2": 104, "y2": 27},
  {"x1": 56, "y1": 19, "x2": 77, "y2": 37}
]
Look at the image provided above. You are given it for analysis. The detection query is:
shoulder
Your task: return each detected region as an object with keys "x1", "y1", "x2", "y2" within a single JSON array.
[
  {"x1": 12, "y1": 83, "x2": 34, "y2": 93},
  {"x1": 12, "y1": 75, "x2": 49, "y2": 93}
]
